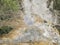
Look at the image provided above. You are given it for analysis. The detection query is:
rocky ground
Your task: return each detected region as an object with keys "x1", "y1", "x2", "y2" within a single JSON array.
[{"x1": 0, "y1": 0, "x2": 60, "y2": 45}]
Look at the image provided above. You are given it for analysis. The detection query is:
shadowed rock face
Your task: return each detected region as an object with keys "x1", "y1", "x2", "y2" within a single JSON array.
[
  {"x1": 55, "y1": 25, "x2": 60, "y2": 33},
  {"x1": 47, "y1": 0, "x2": 60, "y2": 25},
  {"x1": 53, "y1": 0, "x2": 60, "y2": 10}
]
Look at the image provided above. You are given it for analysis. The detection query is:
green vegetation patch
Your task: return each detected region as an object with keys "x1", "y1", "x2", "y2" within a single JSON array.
[
  {"x1": 0, "y1": 15, "x2": 12, "y2": 21},
  {"x1": 0, "y1": 0, "x2": 19, "y2": 13},
  {"x1": 0, "y1": 0, "x2": 20, "y2": 21},
  {"x1": 0, "y1": 26, "x2": 13, "y2": 35}
]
